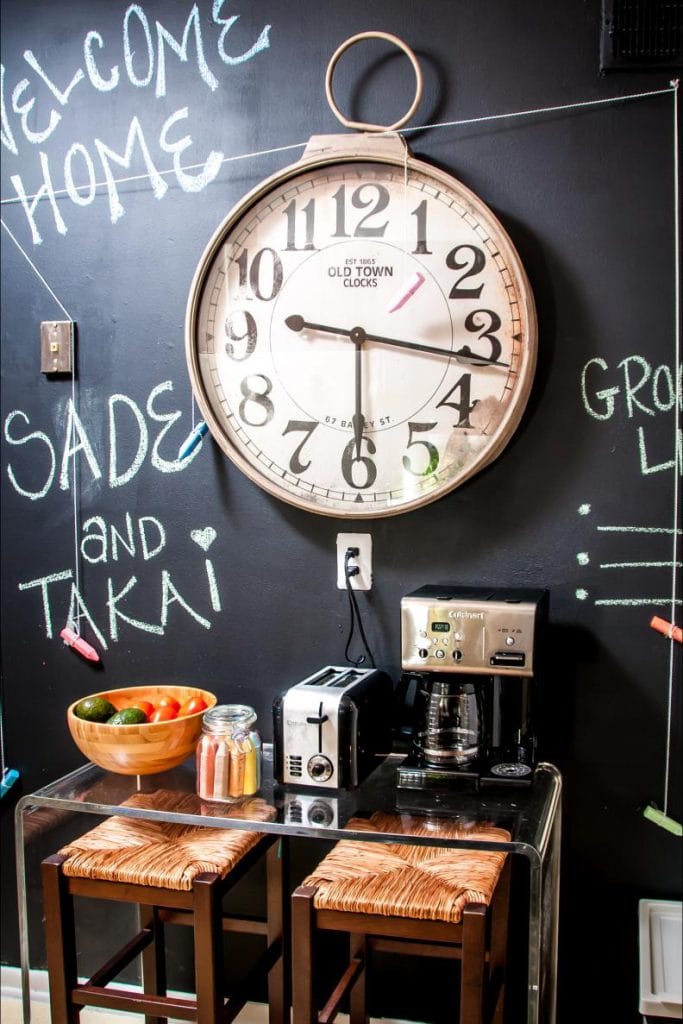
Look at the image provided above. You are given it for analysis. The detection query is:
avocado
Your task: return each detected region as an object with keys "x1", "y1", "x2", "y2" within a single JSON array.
[
  {"x1": 107, "y1": 707, "x2": 147, "y2": 725},
  {"x1": 74, "y1": 696, "x2": 117, "y2": 722}
]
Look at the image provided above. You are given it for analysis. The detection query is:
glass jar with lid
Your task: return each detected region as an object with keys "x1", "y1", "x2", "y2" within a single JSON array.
[{"x1": 196, "y1": 704, "x2": 262, "y2": 802}]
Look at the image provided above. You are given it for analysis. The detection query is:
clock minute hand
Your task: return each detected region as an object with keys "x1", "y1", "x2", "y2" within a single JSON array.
[{"x1": 284, "y1": 315, "x2": 509, "y2": 368}]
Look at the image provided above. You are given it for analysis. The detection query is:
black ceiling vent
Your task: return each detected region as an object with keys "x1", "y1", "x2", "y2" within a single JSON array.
[{"x1": 601, "y1": 0, "x2": 683, "y2": 70}]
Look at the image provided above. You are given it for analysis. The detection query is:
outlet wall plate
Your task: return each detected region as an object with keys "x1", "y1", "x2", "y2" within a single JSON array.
[{"x1": 336, "y1": 533, "x2": 372, "y2": 591}]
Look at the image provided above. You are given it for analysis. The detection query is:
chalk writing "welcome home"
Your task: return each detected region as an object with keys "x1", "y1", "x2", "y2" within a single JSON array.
[{"x1": 1, "y1": 2, "x2": 272, "y2": 244}]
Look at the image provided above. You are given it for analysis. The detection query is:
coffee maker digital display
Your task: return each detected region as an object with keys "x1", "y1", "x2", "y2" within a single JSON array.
[{"x1": 397, "y1": 585, "x2": 548, "y2": 790}]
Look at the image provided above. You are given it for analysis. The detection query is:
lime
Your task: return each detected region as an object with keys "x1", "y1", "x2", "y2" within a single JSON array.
[
  {"x1": 74, "y1": 696, "x2": 117, "y2": 722},
  {"x1": 107, "y1": 707, "x2": 147, "y2": 725}
]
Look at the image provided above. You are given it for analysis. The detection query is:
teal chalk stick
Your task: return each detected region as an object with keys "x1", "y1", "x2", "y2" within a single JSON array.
[{"x1": 1, "y1": 767, "x2": 19, "y2": 798}]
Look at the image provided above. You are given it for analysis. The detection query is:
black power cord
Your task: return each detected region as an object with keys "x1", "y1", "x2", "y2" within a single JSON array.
[{"x1": 343, "y1": 547, "x2": 376, "y2": 668}]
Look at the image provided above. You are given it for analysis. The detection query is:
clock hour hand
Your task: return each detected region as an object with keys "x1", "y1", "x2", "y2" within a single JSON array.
[{"x1": 284, "y1": 315, "x2": 509, "y2": 368}]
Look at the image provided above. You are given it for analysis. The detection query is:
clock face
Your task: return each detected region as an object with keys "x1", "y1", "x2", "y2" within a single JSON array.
[{"x1": 186, "y1": 149, "x2": 536, "y2": 517}]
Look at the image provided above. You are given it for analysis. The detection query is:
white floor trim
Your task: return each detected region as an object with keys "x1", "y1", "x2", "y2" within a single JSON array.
[
  {"x1": 1, "y1": 965, "x2": 414, "y2": 1023},
  {"x1": 0, "y1": 966, "x2": 269, "y2": 1022}
]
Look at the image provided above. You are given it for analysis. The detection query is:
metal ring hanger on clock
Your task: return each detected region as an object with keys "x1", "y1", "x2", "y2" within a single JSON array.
[{"x1": 325, "y1": 31, "x2": 424, "y2": 133}]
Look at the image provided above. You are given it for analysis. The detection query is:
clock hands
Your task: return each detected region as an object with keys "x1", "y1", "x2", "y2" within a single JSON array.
[
  {"x1": 284, "y1": 314, "x2": 509, "y2": 368},
  {"x1": 351, "y1": 333, "x2": 365, "y2": 460}
]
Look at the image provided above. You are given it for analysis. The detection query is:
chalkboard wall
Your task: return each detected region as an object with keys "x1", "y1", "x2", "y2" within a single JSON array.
[{"x1": 1, "y1": 2, "x2": 680, "y2": 1022}]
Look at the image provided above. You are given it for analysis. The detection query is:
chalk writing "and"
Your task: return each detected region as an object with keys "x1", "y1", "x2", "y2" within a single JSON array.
[
  {"x1": 581, "y1": 354, "x2": 682, "y2": 475},
  {"x1": 1, "y1": 2, "x2": 272, "y2": 244},
  {"x1": 18, "y1": 515, "x2": 223, "y2": 650}
]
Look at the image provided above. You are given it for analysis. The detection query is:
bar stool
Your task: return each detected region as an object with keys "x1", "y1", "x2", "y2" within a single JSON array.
[
  {"x1": 292, "y1": 812, "x2": 511, "y2": 1024},
  {"x1": 41, "y1": 789, "x2": 286, "y2": 1024}
]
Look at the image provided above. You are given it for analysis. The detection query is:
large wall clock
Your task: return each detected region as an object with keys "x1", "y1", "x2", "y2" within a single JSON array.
[{"x1": 185, "y1": 33, "x2": 537, "y2": 518}]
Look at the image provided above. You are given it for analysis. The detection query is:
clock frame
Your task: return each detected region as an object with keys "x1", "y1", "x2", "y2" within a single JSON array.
[{"x1": 185, "y1": 39, "x2": 537, "y2": 518}]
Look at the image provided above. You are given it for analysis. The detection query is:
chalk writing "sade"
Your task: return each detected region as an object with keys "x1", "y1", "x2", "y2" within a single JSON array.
[{"x1": 4, "y1": 380, "x2": 196, "y2": 501}]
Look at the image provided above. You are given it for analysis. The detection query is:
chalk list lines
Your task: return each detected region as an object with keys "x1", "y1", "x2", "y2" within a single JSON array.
[{"x1": 575, "y1": 504, "x2": 682, "y2": 608}]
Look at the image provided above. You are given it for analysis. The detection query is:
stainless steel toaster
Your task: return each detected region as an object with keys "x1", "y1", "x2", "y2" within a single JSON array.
[{"x1": 273, "y1": 665, "x2": 393, "y2": 789}]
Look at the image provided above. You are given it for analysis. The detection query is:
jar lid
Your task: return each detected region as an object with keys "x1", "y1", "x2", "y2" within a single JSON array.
[{"x1": 202, "y1": 703, "x2": 257, "y2": 733}]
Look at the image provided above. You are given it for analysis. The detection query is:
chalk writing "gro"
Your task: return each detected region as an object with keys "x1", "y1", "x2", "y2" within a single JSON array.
[
  {"x1": 4, "y1": 380, "x2": 196, "y2": 500},
  {"x1": 581, "y1": 355, "x2": 681, "y2": 420},
  {"x1": 581, "y1": 354, "x2": 683, "y2": 476}
]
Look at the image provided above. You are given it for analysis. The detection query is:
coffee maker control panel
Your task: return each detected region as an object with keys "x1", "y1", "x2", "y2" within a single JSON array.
[{"x1": 401, "y1": 586, "x2": 547, "y2": 677}]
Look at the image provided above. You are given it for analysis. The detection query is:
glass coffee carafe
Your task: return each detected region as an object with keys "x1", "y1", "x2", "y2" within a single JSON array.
[{"x1": 412, "y1": 675, "x2": 483, "y2": 767}]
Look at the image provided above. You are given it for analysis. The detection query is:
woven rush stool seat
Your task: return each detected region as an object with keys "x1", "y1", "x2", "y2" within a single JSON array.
[
  {"x1": 41, "y1": 789, "x2": 286, "y2": 1024},
  {"x1": 292, "y1": 812, "x2": 511, "y2": 1024}
]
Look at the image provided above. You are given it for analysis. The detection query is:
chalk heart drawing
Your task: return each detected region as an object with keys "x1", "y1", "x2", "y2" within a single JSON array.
[{"x1": 191, "y1": 527, "x2": 217, "y2": 552}]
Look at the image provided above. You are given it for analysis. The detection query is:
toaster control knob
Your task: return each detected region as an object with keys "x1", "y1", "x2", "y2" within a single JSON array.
[{"x1": 307, "y1": 754, "x2": 334, "y2": 782}]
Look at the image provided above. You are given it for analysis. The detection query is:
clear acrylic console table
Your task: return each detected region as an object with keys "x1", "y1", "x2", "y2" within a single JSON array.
[{"x1": 15, "y1": 748, "x2": 561, "y2": 1024}]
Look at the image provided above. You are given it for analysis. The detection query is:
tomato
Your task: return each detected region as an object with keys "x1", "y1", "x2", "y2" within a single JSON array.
[
  {"x1": 126, "y1": 700, "x2": 154, "y2": 720},
  {"x1": 149, "y1": 706, "x2": 178, "y2": 722},
  {"x1": 156, "y1": 695, "x2": 181, "y2": 713},
  {"x1": 178, "y1": 696, "x2": 208, "y2": 717}
]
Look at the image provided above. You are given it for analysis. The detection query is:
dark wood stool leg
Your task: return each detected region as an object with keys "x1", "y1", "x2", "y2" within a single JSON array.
[
  {"x1": 291, "y1": 886, "x2": 317, "y2": 1024},
  {"x1": 489, "y1": 859, "x2": 511, "y2": 1024},
  {"x1": 41, "y1": 854, "x2": 79, "y2": 1024},
  {"x1": 139, "y1": 904, "x2": 167, "y2": 1024},
  {"x1": 348, "y1": 933, "x2": 368, "y2": 1024},
  {"x1": 460, "y1": 903, "x2": 487, "y2": 1024},
  {"x1": 266, "y1": 840, "x2": 286, "y2": 1024},
  {"x1": 193, "y1": 872, "x2": 223, "y2": 1024}
]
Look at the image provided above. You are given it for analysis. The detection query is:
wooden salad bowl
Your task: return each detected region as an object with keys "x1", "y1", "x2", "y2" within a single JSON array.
[{"x1": 67, "y1": 685, "x2": 217, "y2": 775}]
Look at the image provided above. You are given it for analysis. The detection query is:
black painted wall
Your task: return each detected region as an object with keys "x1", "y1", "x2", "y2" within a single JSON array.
[{"x1": 1, "y1": 3, "x2": 681, "y2": 1022}]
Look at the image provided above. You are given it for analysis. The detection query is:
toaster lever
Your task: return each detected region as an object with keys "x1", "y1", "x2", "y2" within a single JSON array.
[
  {"x1": 307, "y1": 701, "x2": 328, "y2": 753},
  {"x1": 306, "y1": 713, "x2": 329, "y2": 725}
]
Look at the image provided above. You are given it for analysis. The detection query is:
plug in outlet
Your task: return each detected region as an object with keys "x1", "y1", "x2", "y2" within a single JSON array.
[{"x1": 336, "y1": 533, "x2": 372, "y2": 591}]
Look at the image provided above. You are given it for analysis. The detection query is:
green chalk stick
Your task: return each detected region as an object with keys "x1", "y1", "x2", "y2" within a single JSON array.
[{"x1": 643, "y1": 804, "x2": 683, "y2": 836}]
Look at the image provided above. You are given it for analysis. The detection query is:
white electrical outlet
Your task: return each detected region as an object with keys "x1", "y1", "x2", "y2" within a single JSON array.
[{"x1": 336, "y1": 533, "x2": 372, "y2": 591}]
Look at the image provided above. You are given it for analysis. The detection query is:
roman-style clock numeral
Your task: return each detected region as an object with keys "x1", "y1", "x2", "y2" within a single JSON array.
[
  {"x1": 283, "y1": 198, "x2": 316, "y2": 251},
  {"x1": 224, "y1": 310, "x2": 257, "y2": 361},
  {"x1": 463, "y1": 309, "x2": 503, "y2": 365},
  {"x1": 446, "y1": 244, "x2": 486, "y2": 299},
  {"x1": 410, "y1": 199, "x2": 432, "y2": 254},
  {"x1": 437, "y1": 374, "x2": 478, "y2": 428},
  {"x1": 238, "y1": 374, "x2": 274, "y2": 426},
  {"x1": 341, "y1": 435, "x2": 377, "y2": 489},
  {"x1": 235, "y1": 248, "x2": 283, "y2": 301},
  {"x1": 331, "y1": 183, "x2": 390, "y2": 238},
  {"x1": 283, "y1": 420, "x2": 317, "y2": 474},
  {"x1": 402, "y1": 421, "x2": 439, "y2": 475}
]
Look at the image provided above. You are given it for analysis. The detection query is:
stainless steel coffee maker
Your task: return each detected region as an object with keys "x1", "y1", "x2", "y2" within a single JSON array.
[{"x1": 396, "y1": 585, "x2": 548, "y2": 789}]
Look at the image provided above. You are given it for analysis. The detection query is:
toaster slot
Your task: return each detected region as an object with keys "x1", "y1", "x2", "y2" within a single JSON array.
[{"x1": 305, "y1": 667, "x2": 338, "y2": 686}]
